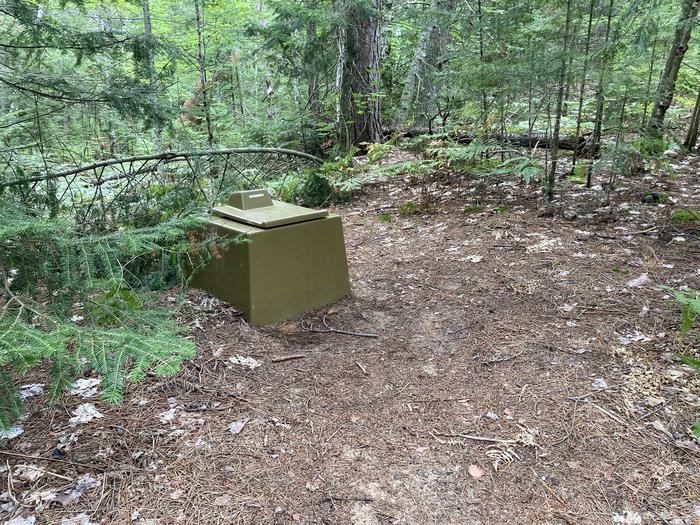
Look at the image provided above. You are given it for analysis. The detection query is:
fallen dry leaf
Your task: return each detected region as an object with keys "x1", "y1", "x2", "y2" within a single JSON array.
[
  {"x1": 227, "y1": 418, "x2": 248, "y2": 434},
  {"x1": 468, "y1": 464, "x2": 486, "y2": 479},
  {"x1": 213, "y1": 494, "x2": 233, "y2": 506},
  {"x1": 69, "y1": 403, "x2": 103, "y2": 425}
]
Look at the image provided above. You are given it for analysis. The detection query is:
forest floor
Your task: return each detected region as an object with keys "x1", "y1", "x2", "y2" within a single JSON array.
[{"x1": 3, "y1": 151, "x2": 700, "y2": 525}]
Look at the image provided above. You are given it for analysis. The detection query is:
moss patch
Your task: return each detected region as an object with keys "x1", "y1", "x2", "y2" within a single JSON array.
[
  {"x1": 399, "y1": 202, "x2": 419, "y2": 217},
  {"x1": 671, "y1": 209, "x2": 700, "y2": 225},
  {"x1": 463, "y1": 205, "x2": 485, "y2": 215}
]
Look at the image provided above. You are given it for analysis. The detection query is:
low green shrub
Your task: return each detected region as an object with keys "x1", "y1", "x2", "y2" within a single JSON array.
[
  {"x1": 631, "y1": 136, "x2": 672, "y2": 158},
  {"x1": 671, "y1": 209, "x2": 700, "y2": 225}
]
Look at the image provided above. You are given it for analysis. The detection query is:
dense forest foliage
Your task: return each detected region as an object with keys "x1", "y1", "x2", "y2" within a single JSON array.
[
  {"x1": 1, "y1": 0, "x2": 700, "y2": 429},
  {"x1": 3, "y1": 0, "x2": 700, "y2": 162}
]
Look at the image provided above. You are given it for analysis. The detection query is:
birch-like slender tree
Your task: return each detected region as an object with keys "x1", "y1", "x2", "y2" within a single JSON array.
[
  {"x1": 648, "y1": 0, "x2": 700, "y2": 135},
  {"x1": 589, "y1": 0, "x2": 614, "y2": 186},
  {"x1": 142, "y1": 0, "x2": 161, "y2": 147},
  {"x1": 683, "y1": 85, "x2": 700, "y2": 149},
  {"x1": 393, "y1": 0, "x2": 439, "y2": 128},
  {"x1": 572, "y1": 0, "x2": 595, "y2": 167},
  {"x1": 547, "y1": 0, "x2": 574, "y2": 201},
  {"x1": 194, "y1": 0, "x2": 214, "y2": 146}
]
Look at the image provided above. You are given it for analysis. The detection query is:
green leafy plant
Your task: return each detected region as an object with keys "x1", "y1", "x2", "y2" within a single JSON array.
[
  {"x1": 592, "y1": 141, "x2": 645, "y2": 190},
  {"x1": 665, "y1": 287, "x2": 700, "y2": 437},
  {"x1": 295, "y1": 170, "x2": 336, "y2": 207},
  {"x1": 642, "y1": 191, "x2": 669, "y2": 204},
  {"x1": 426, "y1": 139, "x2": 501, "y2": 169},
  {"x1": 631, "y1": 137, "x2": 671, "y2": 158},
  {"x1": 666, "y1": 287, "x2": 700, "y2": 336},
  {"x1": 366, "y1": 142, "x2": 395, "y2": 163},
  {"x1": 284, "y1": 148, "x2": 367, "y2": 207},
  {"x1": 567, "y1": 164, "x2": 587, "y2": 184},
  {"x1": 612, "y1": 265, "x2": 631, "y2": 275},
  {"x1": 495, "y1": 156, "x2": 544, "y2": 184},
  {"x1": 678, "y1": 355, "x2": 700, "y2": 437},
  {"x1": 378, "y1": 213, "x2": 392, "y2": 222}
]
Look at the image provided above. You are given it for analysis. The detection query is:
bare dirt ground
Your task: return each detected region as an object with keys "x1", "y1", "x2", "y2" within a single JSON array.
[{"x1": 2, "y1": 152, "x2": 700, "y2": 525}]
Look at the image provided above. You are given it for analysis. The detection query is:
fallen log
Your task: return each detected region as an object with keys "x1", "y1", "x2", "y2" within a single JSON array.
[{"x1": 386, "y1": 127, "x2": 591, "y2": 154}]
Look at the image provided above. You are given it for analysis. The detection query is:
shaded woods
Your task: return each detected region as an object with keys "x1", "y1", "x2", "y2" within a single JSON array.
[{"x1": 1, "y1": 2, "x2": 699, "y2": 524}]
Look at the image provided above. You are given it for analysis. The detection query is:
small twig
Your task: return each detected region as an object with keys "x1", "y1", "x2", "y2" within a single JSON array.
[
  {"x1": 13, "y1": 463, "x2": 73, "y2": 481},
  {"x1": 568, "y1": 397, "x2": 625, "y2": 424},
  {"x1": 431, "y1": 431, "x2": 517, "y2": 445},
  {"x1": 481, "y1": 350, "x2": 524, "y2": 366},
  {"x1": 6, "y1": 461, "x2": 19, "y2": 506},
  {"x1": 355, "y1": 361, "x2": 368, "y2": 375},
  {"x1": 531, "y1": 467, "x2": 569, "y2": 507},
  {"x1": 319, "y1": 495, "x2": 374, "y2": 504},
  {"x1": 300, "y1": 315, "x2": 379, "y2": 338},
  {"x1": 593, "y1": 226, "x2": 660, "y2": 240},
  {"x1": 551, "y1": 400, "x2": 579, "y2": 446},
  {"x1": 638, "y1": 402, "x2": 668, "y2": 421},
  {"x1": 271, "y1": 354, "x2": 306, "y2": 363},
  {"x1": 627, "y1": 226, "x2": 660, "y2": 236},
  {"x1": 0, "y1": 450, "x2": 106, "y2": 472}
]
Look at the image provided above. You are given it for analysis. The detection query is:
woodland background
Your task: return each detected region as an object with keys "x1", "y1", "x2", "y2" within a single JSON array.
[{"x1": 1, "y1": 0, "x2": 700, "y2": 433}]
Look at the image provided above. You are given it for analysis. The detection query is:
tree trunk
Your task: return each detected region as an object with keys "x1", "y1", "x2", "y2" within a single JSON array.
[
  {"x1": 347, "y1": 0, "x2": 383, "y2": 146},
  {"x1": 302, "y1": 18, "x2": 322, "y2": 153},
  {"x1": 393, "y1": 0, "x2": 439, "y2": 127},
  {"x1": 648, "y1": 0, "x2": 700, "y2": 135},
  {"x1": 606, "y1": 85, "x2": 629, "y2": 200},
  {"x1": 477, "y1": 0, "x2": 488, "y2": 133},
  {"x1": 589, "y1": 0, "x2": 614, "y2": 187},
  {"x1": 572, "y1": 0, "x2": 595, "y2": 167},
  {"x1": 141, "y1": 0, "x2": 161, "y2": 147},
  {"x1": 547, "y1": 0, "x2": 573, "y2": 201},
  {"x1": 306, "y1": 18, "x2": 321, "y2": 119},
  {"x1": 641, "y1": 28, "x2": 658, "y2": 129},
  {"x1": 335, "y1": 1, "x2": 352, "y2": 149},
  {"x1": 194, "y1": 0, "x2": 214, "y2": 146},
  {"x1": 420, "y1": 0, "x2": 452, "y2": 128},
  {"x1": 683, "y1": 84, "x2": 700, "y2": 149}
]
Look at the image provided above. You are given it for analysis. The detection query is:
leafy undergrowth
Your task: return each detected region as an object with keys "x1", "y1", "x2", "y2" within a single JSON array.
[{"x1": 2, "y1": 150, "x2": 699, "y2": 525}]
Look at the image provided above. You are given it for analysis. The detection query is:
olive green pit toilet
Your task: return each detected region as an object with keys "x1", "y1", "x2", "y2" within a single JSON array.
[{"x1": 191, "y1": 189, "x2": 350, "y2": 325}]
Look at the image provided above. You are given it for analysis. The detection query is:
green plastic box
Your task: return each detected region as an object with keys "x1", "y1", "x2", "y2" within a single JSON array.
[{"x1": 191, "y1": 189, "x2": 351, "y2": 325}]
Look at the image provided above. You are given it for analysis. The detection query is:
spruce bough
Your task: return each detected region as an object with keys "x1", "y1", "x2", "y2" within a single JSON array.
[{"x1": 0, "y1": 204, "x2": 211, "y2": 430}]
